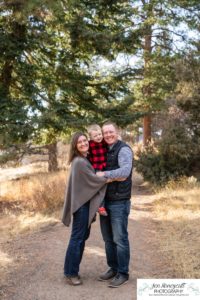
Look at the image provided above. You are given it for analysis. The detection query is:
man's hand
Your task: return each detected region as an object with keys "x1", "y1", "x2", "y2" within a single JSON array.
[
  {"x1": 96, "y1": 171, "x2": 105, "y2": 177},
  {"x1": 106, "y1": 178, "x2": 113, "y2": 183},
  {"x1": 106, "y1": 178, "x2": 126, "y2": 183},
  {"x1": 115, "y1": 178, "x2": 126, "y2": 181}
]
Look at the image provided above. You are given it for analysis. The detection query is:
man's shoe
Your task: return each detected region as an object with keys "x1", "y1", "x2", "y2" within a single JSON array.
[
  {"x1": 108, "y1": 274, "x2": 129, "y2": 288},
  {"x1": 98, "y1": 269, "x2": 117, "y2": 281},
  {"x1": 65, "y1": 275, "x2": 82, "y2": 286}
]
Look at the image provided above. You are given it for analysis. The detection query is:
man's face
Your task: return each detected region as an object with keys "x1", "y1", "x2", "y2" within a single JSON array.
[{"x1": 102, "y1": 124, "x2": 118, "y2": 145}]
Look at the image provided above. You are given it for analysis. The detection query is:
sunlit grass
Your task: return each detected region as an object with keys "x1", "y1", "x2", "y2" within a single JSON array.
[
  {"x1": 0, "y1": 169, "x2": 68, "y2": 243},
  {"x1": 153, "y1": 177, "x2": 200, "y2": 278},
  {"x1": 1, "y1": 170, "x2": 67, "y2": 211},
  {"x1": 0, "y1": 212, "x2": 59, "y2": 242}
]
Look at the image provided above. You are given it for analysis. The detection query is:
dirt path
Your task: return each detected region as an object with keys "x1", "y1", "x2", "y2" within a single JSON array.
[{"x1": 1, "y1": 187, "x2": 174, "y2": 300}]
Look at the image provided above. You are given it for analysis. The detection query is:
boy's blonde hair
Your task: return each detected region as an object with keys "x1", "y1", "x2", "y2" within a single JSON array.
[{"x1": 87, "y1": 124, "x2": 102, "y2": 137}]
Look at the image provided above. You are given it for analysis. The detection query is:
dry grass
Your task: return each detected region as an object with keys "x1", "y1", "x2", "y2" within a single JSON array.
[
  {"x1": 153, "y1": 177, "x2": 200, "y2": 278},
  {"x1": 0, "y1": 212, "x2": 59, "y2": 243},
  {"x1": 1, "y1": 170, "x2": 67, "y2": 212},
  {"x1": 0, "y1": 170, "x2": 68, "y2": 244},
  {"x1": 0, "y1": 169, "x2": 69, "y2": 279}
]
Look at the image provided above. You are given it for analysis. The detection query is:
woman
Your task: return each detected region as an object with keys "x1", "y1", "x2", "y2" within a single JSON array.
[{"x1": 62, "y1": 132, "x2": 108, "y2": 286}]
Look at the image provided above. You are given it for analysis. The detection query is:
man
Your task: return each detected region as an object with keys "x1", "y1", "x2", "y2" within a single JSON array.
[{"x1": 96, "y1": 121, "x2": 133, "y2": 288}]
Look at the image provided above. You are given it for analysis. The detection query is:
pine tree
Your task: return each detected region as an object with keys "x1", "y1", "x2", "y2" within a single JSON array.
[
  {"x1": 125, "y1": 0, "x2": 199, "y2": 144},
  {"x1": 175, "y1": 46, "x2": 200, "y2": 164},
  {"x1": 0, "y1": 0, "x2": 137, "y2": 169}
]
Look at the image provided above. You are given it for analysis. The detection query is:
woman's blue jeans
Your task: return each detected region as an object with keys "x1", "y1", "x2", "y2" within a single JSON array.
[
  {"x1": 100, "y1": 200, "x2": 130, "y2": 275},
  {"x1": 64, "y1": 202, "x2": 91, "y2": 276}
]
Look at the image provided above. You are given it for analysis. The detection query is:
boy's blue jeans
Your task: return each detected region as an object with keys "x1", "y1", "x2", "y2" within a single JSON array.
[
  {"x1": 100, "y1": 200, "x2": 130, "y2": 276},
  {"x1": 64, "y1": 202, "x2": 90, "y2": 276}
]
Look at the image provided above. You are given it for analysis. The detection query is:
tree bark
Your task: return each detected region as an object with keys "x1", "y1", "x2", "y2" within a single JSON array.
[
  {"x1": 143, "y1": 114, "x2": 151, "y2": 145},
  {"x1": 143, "y1": 13, "x2": 153, "y2": 145},
  {"x1": 0, "y1": 18, "x2": 26, "y2": 98},
  {"x1": 48, "y1": 142, "x2": 58, "y2": 172}
]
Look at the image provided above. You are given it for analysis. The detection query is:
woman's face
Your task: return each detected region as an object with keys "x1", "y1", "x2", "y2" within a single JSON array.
[{"x1": 76, "y1": 135, "x2": 89, "y2": 156}]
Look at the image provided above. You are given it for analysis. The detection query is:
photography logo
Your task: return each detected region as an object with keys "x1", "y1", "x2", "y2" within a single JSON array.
[{"x1": 137, "y1": 279, "x2": 200, "y2": 300}]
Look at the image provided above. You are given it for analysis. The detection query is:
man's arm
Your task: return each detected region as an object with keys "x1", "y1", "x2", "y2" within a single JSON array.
[{"x1": 97, "y1": 146, "x2": 133, "y2": 179}]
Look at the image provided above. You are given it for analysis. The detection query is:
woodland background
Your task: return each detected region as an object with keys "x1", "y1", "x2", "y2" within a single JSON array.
[{"x1": 0, "y1": 0, "x2": 200, "y2": 285}]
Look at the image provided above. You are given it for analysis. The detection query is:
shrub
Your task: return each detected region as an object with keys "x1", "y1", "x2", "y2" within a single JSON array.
[
  {"x1": 135, "y1": 120, "x2": 196, "y2": 185},
  {"x1": 0, "y1": 151, "x2": 18, "y2": 166}
]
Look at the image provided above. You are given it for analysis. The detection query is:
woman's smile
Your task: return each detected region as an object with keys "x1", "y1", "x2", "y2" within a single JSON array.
[{"x1": 77, "y1": 136, "x2": 89, "y2": 155}]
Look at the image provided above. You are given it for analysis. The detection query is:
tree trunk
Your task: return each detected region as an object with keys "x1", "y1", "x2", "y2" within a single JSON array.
[
  {"x1": 140, "y1": 0, "x2": 154, "y2": 145},
  {"x1": 0, "y1": 21, "x2": 26, "y2": 98},
  {"x1": 0, "y1": 61, "x2": 13, "y2": 97},
  {"x1": 143, "y1": 23, "x2": 153, "y2": 145},
  {"x1": 143, "y1": 115, "x2": 151, "y2": 145},
  {"x1": 48, "y1": 142, "x2": 58, "y2": 172}
]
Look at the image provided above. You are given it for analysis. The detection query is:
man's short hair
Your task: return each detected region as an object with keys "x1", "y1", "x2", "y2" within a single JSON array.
[
  {"x1": 87, "y1": 124, "x2": 102, "y2": 136},
  {"x1": 102, "y1": 121, "x2": 119, "y2": 131}
]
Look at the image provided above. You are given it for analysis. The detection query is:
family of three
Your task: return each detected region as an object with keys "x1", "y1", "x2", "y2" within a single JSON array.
[{"x1": 62, "y1": 121, "x2": 133, "y2": 288}]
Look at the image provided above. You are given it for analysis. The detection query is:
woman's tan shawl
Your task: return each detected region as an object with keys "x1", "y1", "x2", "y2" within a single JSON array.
[{"x1": 62, "y1": 156, "x2": 107, "y2": 227}]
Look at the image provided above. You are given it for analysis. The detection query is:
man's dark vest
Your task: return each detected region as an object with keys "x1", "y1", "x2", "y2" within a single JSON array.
[{"x1": 105, "y1": 140, "x2": 133, "y2": 201}]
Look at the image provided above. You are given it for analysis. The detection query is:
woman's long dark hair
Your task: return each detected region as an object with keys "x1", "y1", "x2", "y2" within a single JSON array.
[{"x1": 68, "y1": 132, "x2": 88, "y2": 164}]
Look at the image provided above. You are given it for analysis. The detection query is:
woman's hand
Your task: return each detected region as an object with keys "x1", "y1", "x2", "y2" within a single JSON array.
[{"x1": 96, "y1": 171, "x2": 105, "y2": 177}]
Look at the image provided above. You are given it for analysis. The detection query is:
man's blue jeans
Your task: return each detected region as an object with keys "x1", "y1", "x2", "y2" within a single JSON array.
[
  {"x1": 64, "y1": 202, "x2": 91, "y2": 276},
  {"x1": 100, "y1": 200, "x2": 131, "y2": 276}
]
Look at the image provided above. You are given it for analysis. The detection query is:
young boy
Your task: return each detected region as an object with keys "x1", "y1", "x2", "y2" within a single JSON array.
[{"x1": 87, "y1": 124, "x2": 108, "y2": 216}]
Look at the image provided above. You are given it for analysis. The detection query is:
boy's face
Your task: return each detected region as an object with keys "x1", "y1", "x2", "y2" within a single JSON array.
[{"x1": 90, "y1": 129, "x2": 103, "y2": 143}]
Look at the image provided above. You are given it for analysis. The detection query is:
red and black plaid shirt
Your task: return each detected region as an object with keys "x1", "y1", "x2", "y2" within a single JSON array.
[{"x1": 88, "y1": 139, "x2": 107, "y2": 171}]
